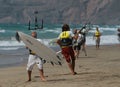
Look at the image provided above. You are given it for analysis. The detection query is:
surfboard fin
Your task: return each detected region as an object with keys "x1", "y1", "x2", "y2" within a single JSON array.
[
  {"x1": 58, "y1": 61, "x2": 62, "y2": 66},
  {"x1": 42, "y1": 59, "x2": 46, "y2": 64},
  {"x1": 15, "y1": 32, "x2": 21, "y2": 42},
  {"x1": 50, "y1": 61, "x2": 54, "y2": 66},
  {"x1": 56, "y1": 55, "x2": 62, "y2": 60}
]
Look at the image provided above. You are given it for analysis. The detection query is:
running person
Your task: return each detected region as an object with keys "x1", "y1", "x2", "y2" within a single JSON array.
[
  {"x1": 73, "y1": 29, "x2": 84, "y2": 58},
  {"x1": 57, "y1": 24, "x2": 76, "y2": 75}
]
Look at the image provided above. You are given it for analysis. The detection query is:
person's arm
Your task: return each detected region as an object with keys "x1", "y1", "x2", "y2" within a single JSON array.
[
  {"x1": 56, "y1": 39, "x2": 61, "y2": 46},
  {"x1": 80, "y1": 26, "x2": 86, "y2": 32}
]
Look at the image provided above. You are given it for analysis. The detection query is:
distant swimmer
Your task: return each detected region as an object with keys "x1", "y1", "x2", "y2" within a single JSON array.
[
  {"x1": 117, "y1": 28, "x2": 120, "y2": 43},
  {"x1": 93, "y1": 27, "x2": 101, "y2": 49}
]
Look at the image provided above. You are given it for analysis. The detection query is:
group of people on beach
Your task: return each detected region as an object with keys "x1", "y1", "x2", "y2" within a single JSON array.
[
  {"x1": 25, "y1": 24, "x2": 102, "y2": 82},
  {"x1": 16, "y1": 21, "x2": 120, "y2": 83}
]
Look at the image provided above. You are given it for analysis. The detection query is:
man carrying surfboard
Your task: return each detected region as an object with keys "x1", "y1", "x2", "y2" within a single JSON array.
[
  {"x1": 57, "y1": 24, "x2": 77, "y2": 75},
  {"x1": 26, "y1": 31, "x2": 46, "y2": 81}
]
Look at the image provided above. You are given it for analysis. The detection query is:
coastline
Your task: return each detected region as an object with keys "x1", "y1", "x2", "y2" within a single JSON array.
[{"x1": 0, "y1": 44, "x2": 120, "y2": 87}]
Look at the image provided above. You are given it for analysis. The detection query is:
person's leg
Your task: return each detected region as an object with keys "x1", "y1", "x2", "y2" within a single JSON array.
[
  {"x1": 96, "y1": 39, "x2": 98, "y2": 49},
  {"x1": 64, "y1": 54, "x2": 75, "y2": 74},
  {"x1": 67, "y1": 62, "x2": 75, "y2": 75},
  {"x1": 76, "y1": 45, "x2": 81, "y2": 58},
  {"x1": 27, "y1": 70, "x2": 32, "y2": 81},
  {"x1": 62, "y1": 47, "x2": 76, "y2": 75},
  {"x1": 82, "y1": 43, "x2": 87, "y2": 56},
  {"x1": 72, "y1": 59, "x2": 75, "y2": 72},
  {"x1": 39, "y1": 69, "x2": 46, "y2": 81},
  {"x1": 96, "y1": 38, "x2": 100, "y2": 49},
  {"x1": 74, "y1": 49, "x2": 79, "y2": 58},
  {"x1": 70, "y1": 47, "x2": 76, "y2": 75},
  {"x1": 98, "y1": 38, "x2": 100, "y2": 49},
  {"x1": 73, "y1": 46, "x2": 77, "y2": 58},
  {"x1": 26, "y1": 55, "x2": 35, "y2": 81},
  {"x1": 36, "y1": 57, "x2": 46, "y2": 81},
  {"x1": 76, "y1": 50, "x2": 79, "y2": 58}
]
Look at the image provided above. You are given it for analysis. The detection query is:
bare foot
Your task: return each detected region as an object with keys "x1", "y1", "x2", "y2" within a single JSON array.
[
  {"x1": 72, "y1": 72, "x2": 77, "y2": 75},
  {"x1": 26, "y1": 79, "x2": 31, "y2": 82},
  {"x1": 41, "y1": 78, "x2": 47, "y2": 82}
]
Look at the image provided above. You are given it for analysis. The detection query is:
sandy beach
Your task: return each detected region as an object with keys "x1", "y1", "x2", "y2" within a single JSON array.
[{"x1": 0, "y1": 45, "x2": 120, "y2": 87}]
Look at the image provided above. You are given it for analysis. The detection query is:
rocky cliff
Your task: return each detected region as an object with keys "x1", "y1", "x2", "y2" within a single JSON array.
[{"x1": 0, "y1": 0, "x2": 120, "y2": 24}]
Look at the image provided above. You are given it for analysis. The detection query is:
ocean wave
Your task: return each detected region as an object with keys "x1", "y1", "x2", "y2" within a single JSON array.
[
  {"x1": 0, "y1": 40, "x2": 24, "y2": 47},
  {"x1": 86, "y1": 35, "x2": 119, "y2": 45},
  {"x1": 0, "y1": 34, "x2": 119, "y2": 51},
  {"x1": 0, "y1": 29, "x2": 5, "y2": 33},
  {"x1": 0, "y1": 24, "x2": 119, "y2": 51},
  {"x1": 0, "y1": 47, "x2": 21, "y2": 50}
]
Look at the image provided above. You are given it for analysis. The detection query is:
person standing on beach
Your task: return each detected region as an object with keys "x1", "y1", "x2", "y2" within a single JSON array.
[
  {"x1": 57, "y1": 24, "x2": 76, "y2": 75},
  {"x1": 80, "y1": 26, "x2": 88, "y2": 56},
  {"x1": 26, "y1": 31, "x2": 46, "y2": 81},
  {"x1": 93, "y1": 27, "x2": 101, "y2": 49}
]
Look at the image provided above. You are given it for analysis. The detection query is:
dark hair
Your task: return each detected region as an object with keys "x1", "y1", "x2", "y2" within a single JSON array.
[
  {"x1": 62, "y1": 24, "x2": 70, "y2": 32},
  {"x1": 31, "y1": 31, "x2": 37, "y2": 38}
]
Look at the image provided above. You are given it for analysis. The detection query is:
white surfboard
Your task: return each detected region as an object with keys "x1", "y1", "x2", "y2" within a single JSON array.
[{"x1": 16, "y1": 31, "x2": 62, "y2": 66}]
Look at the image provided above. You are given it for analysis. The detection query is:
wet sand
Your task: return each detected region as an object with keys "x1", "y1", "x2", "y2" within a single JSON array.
[{"x1": 0, "y1": 45, "x2": 120, "y2": 87}]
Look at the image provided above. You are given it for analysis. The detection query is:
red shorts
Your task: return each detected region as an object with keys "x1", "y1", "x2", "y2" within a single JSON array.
[{"x1": 61, "y1": 46, "x2": 75, "y2": 63}]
